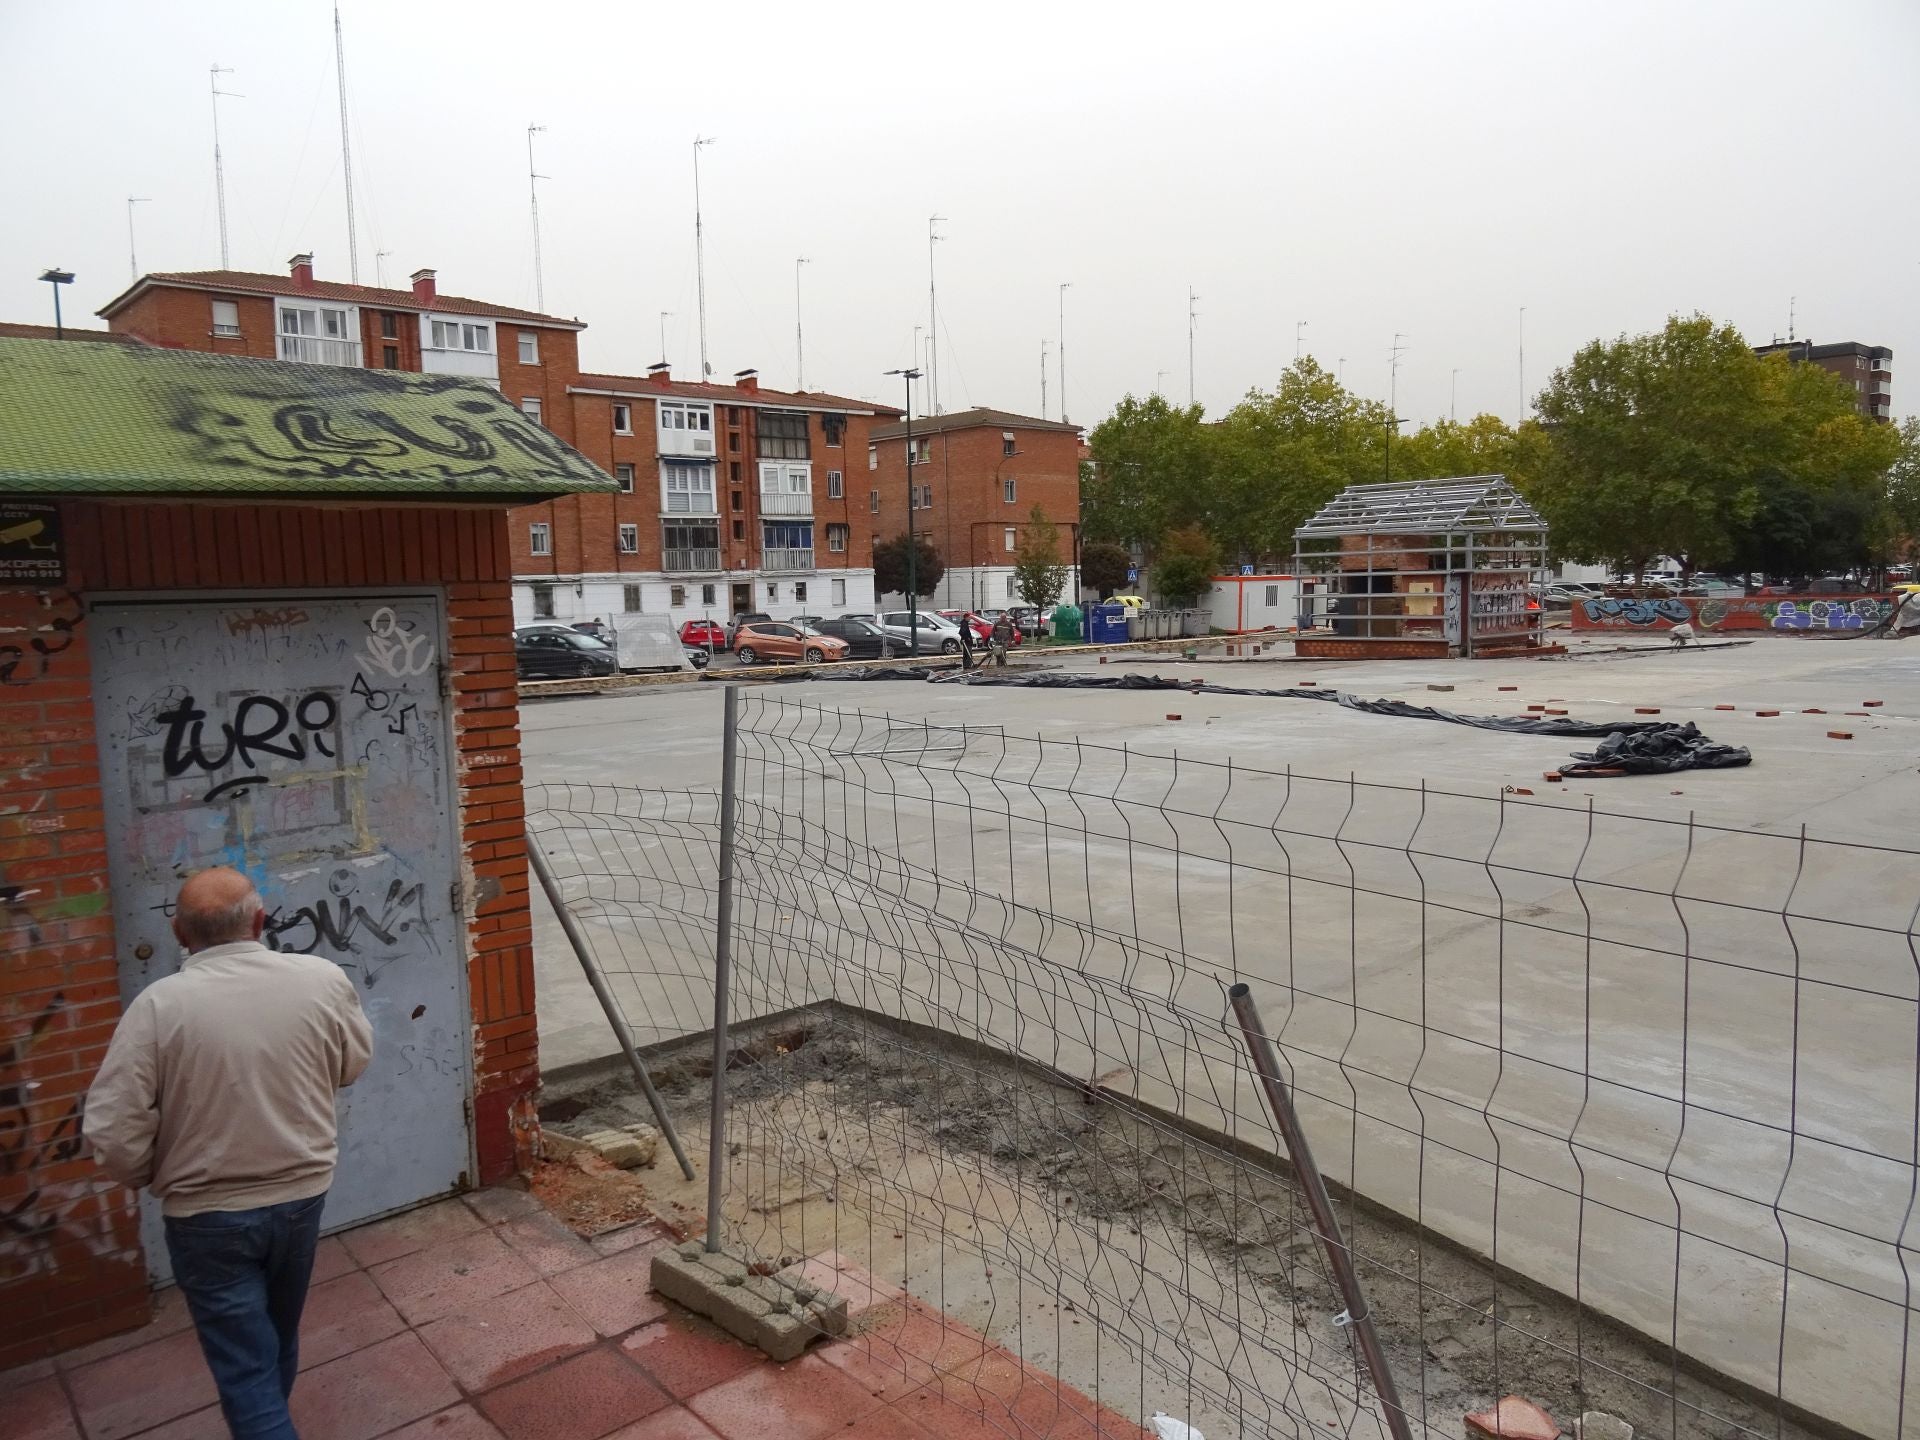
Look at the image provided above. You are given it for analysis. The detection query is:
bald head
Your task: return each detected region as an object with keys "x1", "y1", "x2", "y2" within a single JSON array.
[{"x1": 174, "y1": 868, "x2": 266, "y2": 953}]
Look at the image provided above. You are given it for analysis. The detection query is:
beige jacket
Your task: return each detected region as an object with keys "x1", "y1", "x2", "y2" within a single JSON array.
[{"x1": 84, "y1": 940, "x2": 374, "y2": 1217}]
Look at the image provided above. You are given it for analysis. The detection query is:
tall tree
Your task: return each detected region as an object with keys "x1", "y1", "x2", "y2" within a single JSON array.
[
  {"x1": 1150, "y1": 524, "x2": 1219, "y2": 604},
  {"x1": 872, "y1": 534, "x2": 944, "y2": 600},
  {"x1": 1011, "y1": 506, "x2": 1070, "y2": 611},
  {"x1": 1079, "y1": 541, "x2": 1131, "y2": 598},
  {"x1": 1386, "y1": 414, "x2": 1521, "y2": 483},
  {"x1": 1885, "y1": 418, "x2": 1920, "y2": 568},
  {"x1": 1084, "y1": 395, "x2": 1217, "y2": 549}
]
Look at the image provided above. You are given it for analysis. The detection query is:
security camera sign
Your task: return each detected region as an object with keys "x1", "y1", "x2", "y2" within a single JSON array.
[{"x1": 0, "y1": 503, "x2": 64, "y2": 585}]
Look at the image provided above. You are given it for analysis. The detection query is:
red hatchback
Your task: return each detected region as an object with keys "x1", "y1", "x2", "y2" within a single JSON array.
[{"x1": 680, "y1": 619, "x2": 727, "y2": 648}]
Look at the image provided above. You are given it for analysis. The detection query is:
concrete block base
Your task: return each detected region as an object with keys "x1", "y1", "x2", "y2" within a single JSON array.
[{"x1": 649, "y1": 1244, "x2": 849, "y2": 1362}]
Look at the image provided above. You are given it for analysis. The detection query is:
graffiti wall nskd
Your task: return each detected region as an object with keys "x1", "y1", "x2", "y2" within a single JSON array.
[{"x1": 1572, "y1": 594, "x2": 1895, "y2": 632}]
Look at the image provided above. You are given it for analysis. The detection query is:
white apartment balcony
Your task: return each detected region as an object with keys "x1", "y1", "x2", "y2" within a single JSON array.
[
  {"x1": 663, "y1": 548, "x2": 723, "y2": 573},
  {"x1": 278, "y1": 334, "x2": 362, "y2": 367},
  {"x1": 761, "y1": 549, "x2": 814, "y2": 572},
  {"x1": 759, "y1": 490, "x2": 813, "y2": 517},
  {"x1": 662, "y1": 494, "x2": 718, "y2": 516}
]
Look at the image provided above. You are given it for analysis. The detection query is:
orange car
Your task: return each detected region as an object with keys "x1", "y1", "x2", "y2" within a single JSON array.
[{"x1": 731, "y1": 621, "x2": 849, "y2": 665}]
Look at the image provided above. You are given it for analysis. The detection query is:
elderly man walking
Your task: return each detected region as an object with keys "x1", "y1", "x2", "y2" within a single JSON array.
[{"x1": 86, "y1": 868, "x2": 373, "y2": 1440}]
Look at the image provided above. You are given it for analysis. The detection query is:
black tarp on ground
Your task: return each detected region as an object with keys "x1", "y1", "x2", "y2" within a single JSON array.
[{"x1": 799, "y1": 667, "x2": 1753, "y2": 775}]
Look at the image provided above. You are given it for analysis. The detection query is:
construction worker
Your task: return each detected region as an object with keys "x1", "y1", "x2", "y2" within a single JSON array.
[{"x1": 990, "y1": 611, "x2": 1014, "y2": 667}]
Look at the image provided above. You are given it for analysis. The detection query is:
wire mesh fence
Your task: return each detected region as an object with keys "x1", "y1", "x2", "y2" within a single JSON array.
[{"x1": 529, "y1": 689, "x2": 1920, "y2": 1440}]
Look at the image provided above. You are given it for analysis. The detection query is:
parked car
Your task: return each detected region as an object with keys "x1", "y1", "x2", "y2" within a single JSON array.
[
  {"x1": 726, "y1": 611, "x2": 773, "y2": 646},
  {"x1": 875, "y1": 610, "x2": 964, "y2": 654},
  {"x1": 810, "y1": 617, "x2": 891, "y2": 659},
  {"x1": 680, "y1": 619, "x2": 726, "y2": 649},
  {"x1": 937, "y1": 610, "x2": 1022, "y2": 645},
  {"x1": 570, "y1": 619, "x2": 615, "y2": 643},
  {"x1": 731, "y1": 621, "x2": 849, "y2": 666},
  {"x1": 970, "y1": 609, "x2": 1027, "y2": 643},
  {"x1": 515, "y1": 627, "x2": 618, "y2": 679},
  {"x1": 1006, "y1": 606, "x2": 1050, "y2": 638}
]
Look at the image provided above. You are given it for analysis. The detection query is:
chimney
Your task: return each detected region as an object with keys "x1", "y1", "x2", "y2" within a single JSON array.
[
  {"x1": 733, "y1": 367, "x2": 759, "y2": 393},
  {"x1": 288, "y1": 253, "x2": 315, "y2": 289},
  {"x1": 646, "y1": 362, "x2": 672, "y2": 387},
  {"x1": 410, "y1": 268, "x2": 437, "y2": 304}
]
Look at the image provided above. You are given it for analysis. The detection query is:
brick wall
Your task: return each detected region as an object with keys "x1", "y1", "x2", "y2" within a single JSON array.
[
  {"x1": 107, "y1": 286, "x2": 271, "y2": 357},
  {"x1": 0, "y1": 500, "x2": 538, "y2": 1367},
  {"x1": 871, "y1": 423, "x2": 1081, "y2": 571}
]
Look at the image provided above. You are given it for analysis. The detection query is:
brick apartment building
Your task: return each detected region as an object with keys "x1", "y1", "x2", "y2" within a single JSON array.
[
  {"x1": 94, "y1": 255, "x2": 898, "y2": 625},
  {"x1": 1753, "y1": 338, "x2": 1894, "y2": 422},
  {"x1": 868, "y1": 407, "x2": 1083, "y2": 610}
]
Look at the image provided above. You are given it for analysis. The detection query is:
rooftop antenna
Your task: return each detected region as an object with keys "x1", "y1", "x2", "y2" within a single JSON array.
[
  {"x1": 209, "y1": 64, "x2": 240, "y2": 268},
  {"x1": 1518, "y1": 305, "x2": 1527, "y2": 423},
  {"x1": 1058, "y1": 281, "x2": 1072, "y2": 423},
  {"x1": 659, "y1": 311, "x2": 673, "y2": 366},
  {"x1": 927, "y1": 216, "x2": 946, "y2": 414},
  {"x1": 1156, "y1": 369, "x2": 1170, "y2": 396},
  {"x1": 1337, "y1": 356, "x2": 1347, "y2": 384},
  {"x1": 1788, "y1": 294, "x2": 1796, "y2": 343},
  {"x1": 126, "y1": 196, "x2": 151, "y2": 281},
  {"x1": 1187, "y1": 287, "x2": 1200, "y2": 406},
  {"x1": 693, "y1": 136, "x2": 716, "y2": 377},
  {"x1": 527, "y1": 124, "x2": 548, "y2": 312},
  {"x1": 1040, "y1": 339, "x2": 1049, "y2": 419},
  {"x1": 333, "y1": 4, "x2": 359, "y2": 282},
  {"x1": 1388, "y1": 334, "x2": 1410, "y2": 481},
  {"x1": 374, "y1": 249, "x2": 391, "y2": 287},
  {"x1": 794, "y1": 257, "x2": 810, "y2": 390},
  {"x1": 1451, "y1": 367, "x2": 1462, "y2": 423},
  {"x1": 1295, "y1": 320, "x2": 1307, "y2": 360}
]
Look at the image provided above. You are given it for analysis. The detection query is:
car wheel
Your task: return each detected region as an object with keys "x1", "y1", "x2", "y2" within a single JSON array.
[
  {"x1": 942, "y1": 639, "x2": 960, "y2": 654},
  {"x1": 737, "y1": 646, "x2": 757, "y2": 665},
  {"x1": 804, "y1": 647, "x2": 825, "y2": 664}
]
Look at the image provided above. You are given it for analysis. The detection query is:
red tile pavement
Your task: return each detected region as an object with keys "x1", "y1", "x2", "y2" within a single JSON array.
[
  {"x1": 783, "y1": 1251, "x2": 900, "y2": 1322},
  {"x1": 3, "y1": 1183, "x2": 1152, "y2": 1440},
  {"x1": 66, "y1": 1325, "x2": 219, "y2": 1440},
  {"x1": 619, "y1": 1317, "x2": 759, "y2": 1399},
  {"x1": 372, "y1": 1229, "x2": 540, "y2": 1326},
  {"x1": 300, "y1": 1271, "x2": 410, "y2": 1370},
  {"x1": 547, "y1": 1242, "x2": 670, "y2": 1338},
  {"x1": 289, "y1": 1332, "x2": 463, "y2": 1440},
  {"x1": 477, "y1": 1346, "x2": 670, "y2": 1440},
  {"x1": 415, "y1": 1280, "x2": 597, "y2": 1390},
  {"x1": 686, "y1": 1353, "x2": 885, "y2": 1440}
]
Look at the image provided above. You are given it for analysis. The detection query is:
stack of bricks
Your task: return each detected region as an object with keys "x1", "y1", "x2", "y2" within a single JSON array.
[{"x1": 0, "y1": 581, "x2": 149, "y2": 1367}]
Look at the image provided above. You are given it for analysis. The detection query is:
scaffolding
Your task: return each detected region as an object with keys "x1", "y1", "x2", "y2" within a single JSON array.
[{"x1": 1292, "y1": 474, "x2": 1549, "y2": 656}]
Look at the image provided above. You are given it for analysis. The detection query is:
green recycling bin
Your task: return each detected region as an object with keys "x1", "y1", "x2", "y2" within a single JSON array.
[{"x1": 1052, "y1": 603, "x2": 1083, "y2": 642}]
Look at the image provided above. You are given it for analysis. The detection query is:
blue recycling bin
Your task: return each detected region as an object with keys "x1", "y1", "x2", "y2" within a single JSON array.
[{"x1": 1088, "y1": 604, "x2": 1131, "y2": 645}]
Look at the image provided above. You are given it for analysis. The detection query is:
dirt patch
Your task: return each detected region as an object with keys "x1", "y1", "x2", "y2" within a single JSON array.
[
  {"x1": 544, "y1": 1010, "x2": 1837, "y2": 1440},
  {"x1": 525, "y1": 1153, "x2": 653, "y2": 1236}
]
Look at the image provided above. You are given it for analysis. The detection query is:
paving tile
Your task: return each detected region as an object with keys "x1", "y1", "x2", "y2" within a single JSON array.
[
  {"x1": 310, "y1": 1235, "x2": 359, "y2": 1285},
  {"x1": 838, "y1": 1408, "x2": 938, "y2": 1440},
  {"x1": 372, "y1": 1402, "x2": 508, "y2": 1440},
  {"x1": 55, "y1": 1289, "x2": 193, "y2": 1370},
  {"x1": 415, "y1": 1280, "x2": 597, "y2": 1391},
  {"x1": 119, "y1": 1405, "x2": 227, "y2": 1440},
  {"x1": 817, "y1": 1332, "x2": 947, "y2": 1405},
  {"x1": 13, "y1": 1376, "x2": 80, "y2": 1440},
  {"x1": 287, "y1": 1332, "x2": 461, "y2": 1440},
  {"x1": 463, "y1": 1186, "x2": 544, "y2": 1226},
  {"x1": 618, "y1": 1318, "x2": 758, "y2": 1400},
  {"x1": 371, "y1": 1230, "x2": 539, "y2": 1327},
  {"x1": 686, "y1": 1353, "x2": 884, "y2": 1440},
  {"x1": 546, "y1": 1247, "x2": 669, "y2": 1339},
  {"x1": 476, "y1": 1345, "x2": 670, "y2": 1440},
  {"x1": 495, "y1": 1211, "x2": 600, "y2": 1276},
  {"x1": 784, "y1": 1251, "x2": 900, "y2": 1322},
  {"x1": 298, "y1": 1270, "x2": 408, "y2": 1370},
  {"x1": 0, "y1": 1357, "x2": 55, "y2": 1395},
  {"x1": 66, "y1": 1327, "x2": 217, "y2": 1440},
  {"x1": 911, "y1": 1347, "x2": 1121, "y2": 1440},
  {"x1": 601, "y1": 1411, "x2": 723, "y2": 1440},
  {"x1": 341, "y1": 1198, "x2": 485, "y2": 1269},
  {"x1": 588, "y1": 1225, "x2": 669, "y2": 1257}
]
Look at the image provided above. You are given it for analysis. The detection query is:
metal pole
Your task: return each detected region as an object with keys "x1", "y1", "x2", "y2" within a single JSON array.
[
  {"x1": 1227, "y1": 983, "x2": 1413, "y2": 1440},
  {"x1": 1058, "y1": 281, "x2": 1071, "y2": 424},
  {"x1": 694, "y1": 137, "x2": 716, "y2": 379},
  {"x1": 334, "y1": 3, "x2": 358, "y2": 283},
  {"x1": 794, "y1": 257, "x2": 809, "y2": 390},
  {"x1": 706, "y1": 684, "x2": 741, "y2": 1251},
  {"x1": 525, "y1": 833, "x2": 695, "y2": 1180},
  {"x1": 51, "y1": 285, "x2": 63, "y2": 340},
  {"x1": 527, "y1": 125, "x2": 547, "y2": 313},
  {"x1": 906, "y1": 381, "x2": 917, "y2": 655}
]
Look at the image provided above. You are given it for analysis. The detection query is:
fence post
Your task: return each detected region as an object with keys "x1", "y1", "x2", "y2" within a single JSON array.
[
  {"x1": 525, "y1": 831, "x2": 695, "y2": 1181},
  {"x1": 1228, "y1": 982, "x2": 1413, "y2": 1440},
  {"x1": 706, "y1": 684, "x2": 741, "y2": 1253}
]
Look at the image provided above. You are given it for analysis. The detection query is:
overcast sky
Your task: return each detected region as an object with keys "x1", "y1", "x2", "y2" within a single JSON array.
[{"x1": 3, "y1": 1, "x2": 1914, "y2": 427}]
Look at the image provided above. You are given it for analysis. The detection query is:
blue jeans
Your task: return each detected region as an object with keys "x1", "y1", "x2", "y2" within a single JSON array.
[{"x1": 164, "y1": 1192, "x2": 327, "y2": 1440}]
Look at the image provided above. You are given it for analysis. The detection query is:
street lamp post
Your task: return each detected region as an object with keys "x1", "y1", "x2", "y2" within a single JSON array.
[
  {"x1": 885, "y1": 368, "x2": 922, "y2": 656},
  {"x1": 39, "y1": 269, "x2": 74, "y2": 339}
]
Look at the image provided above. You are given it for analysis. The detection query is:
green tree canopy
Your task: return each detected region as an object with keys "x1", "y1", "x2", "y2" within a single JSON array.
[
  {"x1": 872, "y1": 533, "x2": 944, "y2": 600},
  {"x1": 1386, "y1": 413, "x2": 1522, "y2": 484},
  {"x1": 1084, "y1": 395, "x2": 1217, "y2": 549},
  {"x1": 1011, "y1": 506, "x2": 1070, "y2": 610},
  {"x1": 1151, "y1": 524, "x2": 1219, "y2": 604}
]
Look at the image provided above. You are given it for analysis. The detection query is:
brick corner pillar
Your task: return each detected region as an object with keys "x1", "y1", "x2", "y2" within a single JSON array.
[
  {"x1": 447, "y1": 560, "x2": 540, "y2": 1186},
  {"x1": 0, "y1": 580, "x2": 151, "y2": 1369}
]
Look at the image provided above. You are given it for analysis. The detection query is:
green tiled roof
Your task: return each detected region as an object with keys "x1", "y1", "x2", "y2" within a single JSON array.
[{"x1": 0, "y1": 338, "x2": 616, "y2": 499}]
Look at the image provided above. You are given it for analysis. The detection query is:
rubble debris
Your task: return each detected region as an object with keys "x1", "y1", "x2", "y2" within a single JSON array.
[
  {"x1": 1578, "y1": 1412, "x2": 1635, "y2": 1440},
  {"x1": 1465, "y1": 1395, "x2": 1560, "y2": 1440}
]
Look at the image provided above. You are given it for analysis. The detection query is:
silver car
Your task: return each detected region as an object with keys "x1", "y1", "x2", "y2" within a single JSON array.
[{"x1": 874, "y1": 610, "x2": 964, "y2": 655}]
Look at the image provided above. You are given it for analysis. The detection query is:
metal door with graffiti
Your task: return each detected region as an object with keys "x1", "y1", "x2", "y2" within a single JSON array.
[{"x1": 88, "y1": 593, "x2": 469, "y2": 1279}]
